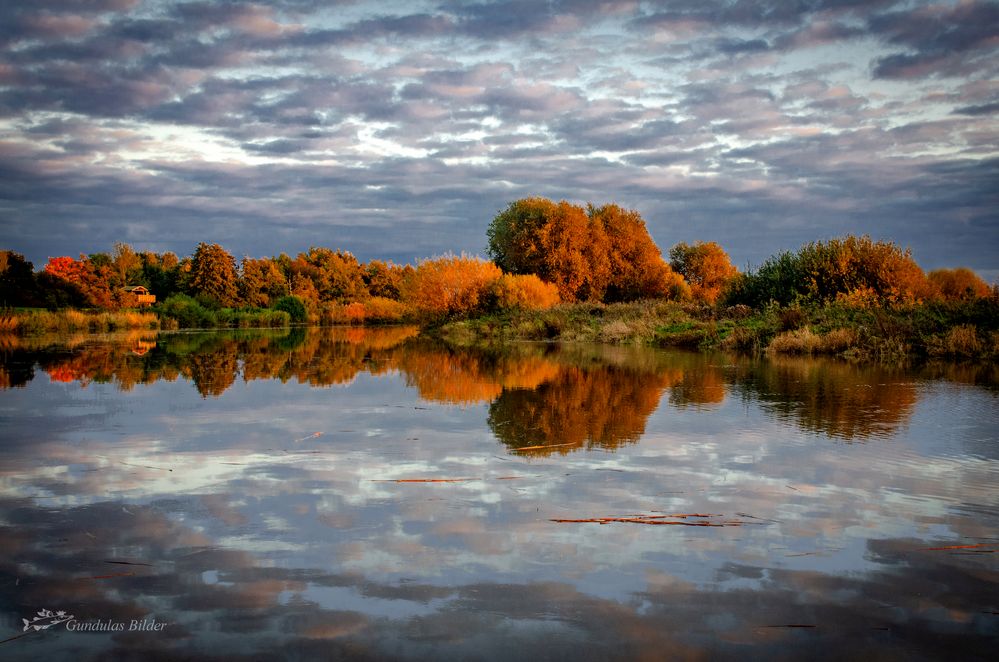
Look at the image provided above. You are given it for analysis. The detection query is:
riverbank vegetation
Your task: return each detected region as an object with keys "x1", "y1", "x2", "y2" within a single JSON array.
[{"x1": 2, "y1": 196, "x2": 995, "y2": 361}]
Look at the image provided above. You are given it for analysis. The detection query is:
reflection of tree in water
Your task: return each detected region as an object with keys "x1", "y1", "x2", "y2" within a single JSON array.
[
  {"x1": 2, "y1": 328, "x2": 973, "y2": 444},
  {"x1": 0, "y1": 327, "x2": 420, "y2": 396},
  {"x1": 667, "y1": 364, "x2": 726, "y2": 408},
  {"x1": 735, "y1": 357, "x2": 919, "y2": 440},
  {"x1": 184, "y1": 349, "x2": 239, "y2": 397},
  {"x1": 398, "y1": 344, "x2": 560, "y2": 405},
  {"x1": 488, "y1": 364, "x2": 675, "y2": 455}
]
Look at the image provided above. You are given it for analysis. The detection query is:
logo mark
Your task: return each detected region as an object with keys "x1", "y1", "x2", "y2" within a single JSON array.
[{"x1": 22, "y1": 609, "x2": 74, "y2": 632}]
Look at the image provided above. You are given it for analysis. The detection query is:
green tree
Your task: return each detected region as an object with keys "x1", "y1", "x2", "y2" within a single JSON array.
[
  {"x1": 190, "y1": 242, "x2": 239, "y2": 307},
  {"x1": 273, "y1": 295, "x2": 308, "y2": 323}
]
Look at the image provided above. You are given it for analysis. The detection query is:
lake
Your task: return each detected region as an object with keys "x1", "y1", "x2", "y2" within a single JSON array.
[{"x1": 1, "y1": 327, "x2": 997, "y2": 660}]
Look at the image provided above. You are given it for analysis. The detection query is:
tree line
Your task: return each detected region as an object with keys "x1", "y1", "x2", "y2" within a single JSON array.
[{"x1": 1, "y1": 197, "x2": 994, "y2": 324}]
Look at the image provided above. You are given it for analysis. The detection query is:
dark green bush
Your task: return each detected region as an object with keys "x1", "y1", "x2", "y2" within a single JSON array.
[
  {"x1": 156, "y1": 293, "x2": 215, "y2": 327},
  {"x1": 273, "y1": 295, "x2": 308, "y2": 324}
]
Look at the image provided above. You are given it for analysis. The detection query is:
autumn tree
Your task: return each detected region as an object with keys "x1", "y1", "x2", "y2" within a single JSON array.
[
  {"x1": 190, "y1": 242, "x2": 239, "y2": 307},
  {"x1": 239, "y1": 257, "x2": 288, "y2": 307},
  {"x1": 592, "y1": 204, "x2": 688, "y2": 301},
  {"x1": 668, "y1": 241, "x2": 738, "y2": 304},
  {"x1": 487, "y1": 198, "x2": 595, "y2": 302},
  {"x1": 41, "y1": 255, "x2": 116, "y2": 308},
  {"x1": 488, "y1": 198, "x2": 686, "y2": 303},
  {"x1": 363, "y1": 259, "x2": 408, "y2": 300},
  {"x1": 797, "y1": 235, "x2": 930, "y2": 306},
  {"x1": 292, "y1": 247, "x2": 368, "y2": 302},
  {"x1": 928, "y1": 268, "x2": 991, "y2": 301},
  {"x1": 112, "y1": 242, "x2": 142, "y2": 286}
]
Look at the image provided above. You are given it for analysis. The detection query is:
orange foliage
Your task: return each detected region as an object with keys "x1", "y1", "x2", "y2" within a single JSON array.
[
  {"x1": 928, "y1": 268, "x2": 991, "y2": 301},
  {"x1": 593, "y1": 204, "x2": 688, "y2": 301},
  {"x1": 488, "y1": 198, "x2": 686, "y2": 302},
  {"x1": 402, "y1": 255, "x2": 502, "y2": 321},
  {"x1": 344, "y1": 302, "x2": 367, "y2": 323},
  {"x1": 491, "y1": 274, "x2": 561, "y2": 310},
  {"x1": 668, "y1": 241, "x2": 737, "y2": 304},
  {"x1": 364, "y1": 260, "x2": 409, "y2": 299},
  {"x1": 43, "y1": 256, "x2": 117, "y2": 308}
]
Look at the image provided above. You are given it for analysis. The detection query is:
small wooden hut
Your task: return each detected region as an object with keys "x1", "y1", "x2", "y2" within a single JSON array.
[{"x1": 122, "y1": 285, "x2": 156, "y2": 306}]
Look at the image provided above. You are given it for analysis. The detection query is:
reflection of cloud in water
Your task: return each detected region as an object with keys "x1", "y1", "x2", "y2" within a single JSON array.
[{"x1": 1, "y1": 496, "x2": 995, "y2": 659}]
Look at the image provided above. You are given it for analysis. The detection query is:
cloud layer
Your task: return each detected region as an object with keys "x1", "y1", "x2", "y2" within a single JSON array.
[{"x1": 1, "y1": 0, "x2": 996, "y2": 275}]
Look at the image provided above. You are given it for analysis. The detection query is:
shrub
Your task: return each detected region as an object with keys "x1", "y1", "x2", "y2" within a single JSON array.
[
  {"x1": 362, "y1": 297, "x2": 412, "y2": 323},
  {"x1": 272, "y1": 295, "x2": 308, "y2": 324},
  {"x1": 490, "y1": 274, "x2": 561, "y2": 311},
  {"x1": 928, "y1": 268, "x2": 991, "y2": 301},
  {"x1": 943, "y1": 325, "x2": 983, "y2": 357},
  {"x1": 402, "y1": 255, "x2": 502, "y2": 322},
  {"x1": 155, "y1": 294, "x2": 215, "y2": 328}
]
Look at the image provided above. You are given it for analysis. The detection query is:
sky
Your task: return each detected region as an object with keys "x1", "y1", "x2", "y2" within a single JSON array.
[{"x1": 0, "y1": 0, "x2": 997, "y2": 278}]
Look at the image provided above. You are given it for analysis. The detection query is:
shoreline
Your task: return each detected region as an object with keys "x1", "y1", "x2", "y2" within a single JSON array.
[{"x1": 3, "y1": 297, "x2": 997, "y2": 364}]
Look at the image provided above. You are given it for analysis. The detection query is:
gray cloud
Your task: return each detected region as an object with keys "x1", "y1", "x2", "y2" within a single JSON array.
[{"x1": 0, "y1": 0, "x2": 996, "y2": 275}]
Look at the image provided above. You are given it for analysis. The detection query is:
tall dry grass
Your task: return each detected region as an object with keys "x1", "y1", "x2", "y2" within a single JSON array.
[
  {"x1": 766, "y1": 327, "x2": 857, "y2": 355},
  {"x1": 5, "y1": 309, "x2": 160, "y2": 335}
]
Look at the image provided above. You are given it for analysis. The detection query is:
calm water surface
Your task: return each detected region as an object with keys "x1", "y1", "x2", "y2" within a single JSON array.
[{"x1": 0, "y1": 327, "x2": 997, "y2": 660}]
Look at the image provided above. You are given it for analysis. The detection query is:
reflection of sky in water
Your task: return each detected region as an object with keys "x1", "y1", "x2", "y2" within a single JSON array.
[{"x1": 0, "y1": 329, "x2": 996, "y2": 659}]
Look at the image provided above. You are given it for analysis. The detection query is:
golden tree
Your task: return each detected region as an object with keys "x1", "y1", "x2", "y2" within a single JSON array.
[{"x1": 190, "y1": 242, "x2": 239, "y2": 307}]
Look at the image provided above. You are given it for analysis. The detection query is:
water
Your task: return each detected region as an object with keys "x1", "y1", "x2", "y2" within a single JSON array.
[{"x1": 0, "y1": 327, "x2": 997, "y2": 659}]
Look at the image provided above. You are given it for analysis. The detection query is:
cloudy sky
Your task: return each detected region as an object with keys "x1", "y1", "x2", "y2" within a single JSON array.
[{"x1": 1, "y1": 0, "x2": 997, "y2": 277}]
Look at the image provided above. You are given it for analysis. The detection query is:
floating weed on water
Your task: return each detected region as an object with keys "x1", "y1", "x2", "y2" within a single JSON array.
[
  {"x1": 88, "y1": 572, "x2": 135, "y2": 580},
  {"x1": 550, "y1": 514, "x2": 757, "y2": 527},
  {"x1": 511, "y1": 442, "x2": 578, "y2": 453},
  {"x1": 373, "y1": 478, "x2": 478, "y2": 483},
  {"x1": 919, "y1": 543, "x2": 998, "y2": 551}
]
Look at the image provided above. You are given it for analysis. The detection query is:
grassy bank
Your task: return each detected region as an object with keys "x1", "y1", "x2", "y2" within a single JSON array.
[
  {"x1": 1, "y1": 302, "x2": 291, "y2": 336},
  {"x1": 437, "y1": 298, "x2": 999, "y2": 362}
]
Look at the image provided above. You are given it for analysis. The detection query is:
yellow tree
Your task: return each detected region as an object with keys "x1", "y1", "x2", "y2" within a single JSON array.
[{"x1": 240, "y1": 257, "x2": 289, "y2": 307}]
